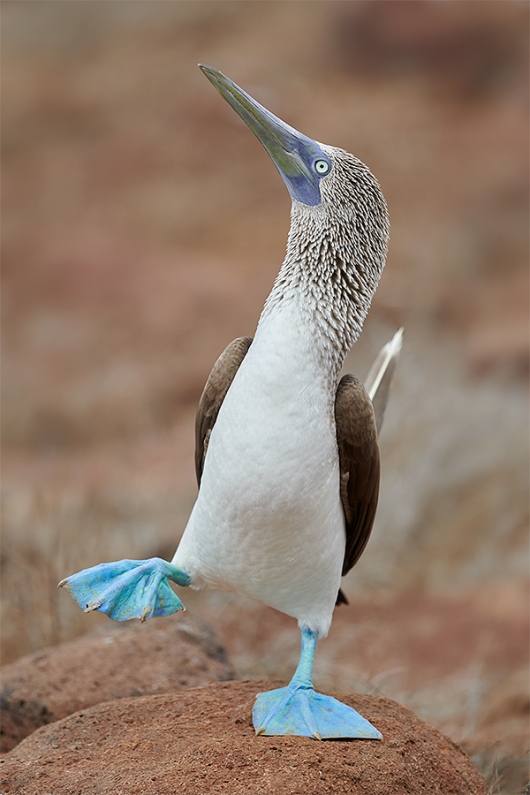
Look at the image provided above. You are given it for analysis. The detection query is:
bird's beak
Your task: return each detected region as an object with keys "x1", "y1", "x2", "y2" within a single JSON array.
[{"x1": 199, "y1": 65, "x2": 327, "y2": 206}]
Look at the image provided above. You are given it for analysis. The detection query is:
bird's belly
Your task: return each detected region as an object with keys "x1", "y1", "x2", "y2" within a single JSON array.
[{"x1": 173, "y1": 357, "x2": 345, "y2": 635}]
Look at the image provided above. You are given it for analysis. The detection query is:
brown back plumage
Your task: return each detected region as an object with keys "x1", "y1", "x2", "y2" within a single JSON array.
[
  {"x1": 195, "y1": 336, "x2": 253, "y2": 486},
  {"x1": 335, "y1": 374, "x2": 380, "y2": 584}
]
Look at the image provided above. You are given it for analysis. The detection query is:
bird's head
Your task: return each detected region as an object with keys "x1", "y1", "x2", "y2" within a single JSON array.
[{"x1": 200, "y1": 65, "x2": 389, "y2": 352}]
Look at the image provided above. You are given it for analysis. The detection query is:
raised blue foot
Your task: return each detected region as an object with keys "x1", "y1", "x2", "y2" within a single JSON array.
[
  {"x1": 58, "y1": 558, "x2": 190, "y2": 621},
  {"x1": 252, "y1": 629, "x2": 382, "y2": 740}
]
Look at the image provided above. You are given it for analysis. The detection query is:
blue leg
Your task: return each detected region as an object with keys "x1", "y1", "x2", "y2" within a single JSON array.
[
  {"x1": 252, "y1": 628, "x2": 382, "y2": 740},
  {"x1": 58, "y1": 558, "x2": 190, "y2": 622}
]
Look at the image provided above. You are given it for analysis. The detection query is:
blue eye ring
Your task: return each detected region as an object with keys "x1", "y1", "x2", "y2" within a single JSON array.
[{"x1": 314, "y1": 159, "x2": 331, "y2": 176}]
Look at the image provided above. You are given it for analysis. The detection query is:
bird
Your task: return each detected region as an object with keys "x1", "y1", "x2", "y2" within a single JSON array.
[{"x1": 59, "y1": 65, "x2": 401, "y2": 740}]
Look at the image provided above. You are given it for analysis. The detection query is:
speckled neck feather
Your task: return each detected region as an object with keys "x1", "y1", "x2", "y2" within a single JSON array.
[{"x1": 260, "y1": 146, "x2": 389, "y2": 375}]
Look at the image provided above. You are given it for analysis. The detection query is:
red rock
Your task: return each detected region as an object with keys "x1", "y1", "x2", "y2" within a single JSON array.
[
  {"x1": 0, "y1": 615, "x2": 234, "y2": 753},
  {"x1": 0, "y1": 681, "x2": 487, "y2": 795}
]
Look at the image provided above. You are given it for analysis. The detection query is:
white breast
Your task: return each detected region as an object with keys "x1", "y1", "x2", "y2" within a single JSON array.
[{"x1": 173, "y1": 301, "x2": 345, "y2": 637}]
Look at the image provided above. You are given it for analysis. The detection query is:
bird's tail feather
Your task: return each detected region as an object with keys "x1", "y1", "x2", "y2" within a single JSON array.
[{"x1": 365, "y1": 328, "x2": 403, "y2": 434}]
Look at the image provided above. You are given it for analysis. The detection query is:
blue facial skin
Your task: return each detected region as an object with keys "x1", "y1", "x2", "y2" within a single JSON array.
[
  {"x1": 199, "y1": 65, "x2": 333, "y2": 207},
  {"x1": 274, "y1": 134, "x2": 332, "y2": 207}
]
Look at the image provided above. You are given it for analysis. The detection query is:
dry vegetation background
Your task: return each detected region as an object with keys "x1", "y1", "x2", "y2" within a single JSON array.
[{"x1": 1, "y1": 2, "x2": 529, "y2": 792}]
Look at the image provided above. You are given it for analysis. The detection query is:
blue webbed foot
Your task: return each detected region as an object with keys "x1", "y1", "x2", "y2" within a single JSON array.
[
  {"x1": 253, "y1": 627, "x2": 382, "y2": 740},
  {"x1": 253, "y1": 683, "x2": 382, "y2": 740},
  {"x1": 58, "y1": 558, "x2": 190, "y2": 621}
]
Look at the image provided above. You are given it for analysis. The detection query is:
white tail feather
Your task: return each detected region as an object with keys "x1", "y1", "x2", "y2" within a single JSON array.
[
  {"x1": 365, "y1": 328, "x2": 403, "y2": 433},
  {"x1": 365, "y1": 328, "x2": 403, "y2": 401}
]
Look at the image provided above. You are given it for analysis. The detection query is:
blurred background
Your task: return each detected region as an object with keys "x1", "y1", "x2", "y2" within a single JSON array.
[{"x1": 1, "y1": 2, "x2": 528, "y2": 791}]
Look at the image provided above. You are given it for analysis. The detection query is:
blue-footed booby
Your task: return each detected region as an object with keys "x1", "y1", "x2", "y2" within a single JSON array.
[{"x1": 60, "y1": 65, "x2": 402, "y2": 740}]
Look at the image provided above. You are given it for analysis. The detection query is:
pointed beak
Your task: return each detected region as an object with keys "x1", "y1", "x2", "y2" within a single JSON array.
[{"x1": 199, "y1": 64, "x2": 328, "y2": 206}]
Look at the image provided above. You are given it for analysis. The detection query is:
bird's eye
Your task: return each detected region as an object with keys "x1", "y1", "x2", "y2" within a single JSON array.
[{"x1": 314, "y1": 159, "x2": 331, "y2": 176}]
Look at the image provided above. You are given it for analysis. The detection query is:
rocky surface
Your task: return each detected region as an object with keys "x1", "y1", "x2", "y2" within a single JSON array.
[
  {"x1": 0, "y1": 680, "x2": 487, "y2": 795},
  {"x1": 0, "y1": 614, "x2": 234, "y2": 753}
]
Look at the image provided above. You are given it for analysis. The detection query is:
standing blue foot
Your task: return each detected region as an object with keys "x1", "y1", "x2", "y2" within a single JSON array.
[
  {"x1": 252, "y1": 629, "x2": 382, "y2": 740},
  {"x1": 58, "y1": 558, "x2": 190, "y2": 621}
]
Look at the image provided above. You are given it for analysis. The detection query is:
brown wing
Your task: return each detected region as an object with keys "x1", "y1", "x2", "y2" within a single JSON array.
[
  {"x1": 195, "y1": 336, "x2": 252, "y2": 487},
  {"x1": 335, "y1": 374, "x2": 380, "y2": 599}
]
